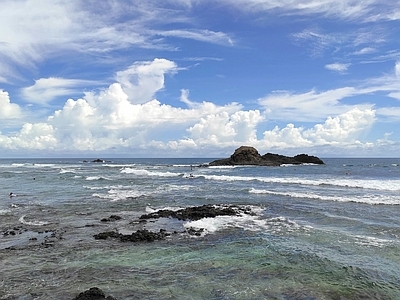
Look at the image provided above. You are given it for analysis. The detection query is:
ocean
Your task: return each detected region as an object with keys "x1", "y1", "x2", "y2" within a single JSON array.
[{"x1": 1, "y1": 157, "x2": 400, "y2": 299}]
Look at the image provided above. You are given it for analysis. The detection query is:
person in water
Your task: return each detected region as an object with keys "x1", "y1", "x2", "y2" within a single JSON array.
[{"x1": 9, "y1": 192, "x2": 16, "y2": 197}]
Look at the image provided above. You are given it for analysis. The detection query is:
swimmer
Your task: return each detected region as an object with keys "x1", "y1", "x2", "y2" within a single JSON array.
[{"x1": 9, "y1": 192, "x2": 17, "y2": 197}]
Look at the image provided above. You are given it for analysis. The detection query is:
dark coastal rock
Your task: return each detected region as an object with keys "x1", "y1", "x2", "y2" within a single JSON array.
[
  {"x1": 293, "y1": 154, "x2": 324, "y2": 164},
  {"x1": 73, "y1": 287, "x2": 116, "y2": 300},
  {"x1": 94, "y1": 205, "x2": 252, "y2": 243},
  {"x1": 101, "y1": 215, "x2": 122, "y2": 222},
  {"x1": 92, "y1": 159, "x2": 105, "y2": 163},
  {"x1": 94, "y1": 229, "x2": 169, "y2": 242},
  {"x1": 139, "y1": 204, "x2": 249, "y2": 221},
  {"x1": 209, "y1": 146, "x2": 324, "y2": 166}
]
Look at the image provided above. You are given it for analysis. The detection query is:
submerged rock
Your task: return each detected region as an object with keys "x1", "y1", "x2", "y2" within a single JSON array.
[
  {"x1": 209, "y1": 146, "x2": 324, "y2": 166},
  {"x1": 73, "y1": 287, "x2": 116, "y2": 300}
]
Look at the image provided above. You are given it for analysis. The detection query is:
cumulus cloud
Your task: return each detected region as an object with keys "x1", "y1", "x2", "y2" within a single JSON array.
[
  {"x1": 9, "y1": 123, "x2": 57, "y2": 150},
  {"x1": 10, "y1": 58, "x2": 240, "y2": 152},
  {"x1": 303, "y1": 107, "x2": 375, "y2": 144},
  {"x1": 0, "y1": 57, "x2": 394, "y2": 156},
  {"x1": 188, "y1": 110, "x2": 264, "y2": 145},
  {"x1": 259, "y1": 107, "x2": 375, "y2": 149},
  {"x1": 0, "y1": 90, "x2": 23, "y2": 119},
  {"x1": 115, "y1": 59, "x2": 179, "y2": 104}
]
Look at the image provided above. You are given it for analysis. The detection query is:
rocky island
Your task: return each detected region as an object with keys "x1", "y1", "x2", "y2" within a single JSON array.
[{"x1": 209, "y1": 146, "x2": 324, "y2": 166}]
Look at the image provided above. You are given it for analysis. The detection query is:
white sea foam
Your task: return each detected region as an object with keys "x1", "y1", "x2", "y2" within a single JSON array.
[
  {"x1": 59, "y1": 168, "x2": 76, "y2": 174},
  {"x1": 121, "y1": 167, "x2": 180, "y2": 177},
  {"x1": 352, "y1": 234, "x2": 395, "y2": 248},
  {"x1": 93, "y1": 188, "x2": 147, "y2": 201},
  {"x1": 145, "y1": 205, "x2": 184, "y2": 213},
  {"x1": 19, "y1": 215, "x2": 49, "y2": 226},
  {"x1": 0, "y1": 209, "x2": 11, "y2": 215},
  {"x1": 103, "y1": 164, "x2": 137, "y2": 168},
  {"x1": 208, "y1": 165, "x2": 238, "y2": 169},
  {"x1": 156, "y1": 184, "x2": 193, "y2": 192},
  {"x1": 249, "y1": 188, "x2": 400, "y2": 205},
  {"x1": 86, "y1": 176, "x2": 111, "y2": 181},
  {"x1": 204, "y1": 174, "x2": 400, "y2": 192},
  {"x1": 182, "y1": 206, "x2": 305, "y2": 236},
  {"x1": 11, "y1": 163, "x2": 27, "y2": 167},
  {"x1": 183, "y1": 214, "x2": 306, "y2": 236}
]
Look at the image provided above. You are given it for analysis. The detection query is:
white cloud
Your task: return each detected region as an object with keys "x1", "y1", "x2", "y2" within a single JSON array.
[
  {"x1": 0, "y1": 90, "x2": 23, "y2": 119},
  {"x1": 0, "y1": 1, "x2": 235, "y2": 83},
  {"x1": 325, "y1": 63, "x2": 351, "y2": 73},
  {"x1": 219, "y1": 0, "x2": 398, "y2": 22},
  {"x1": 303, "y1": 107, "x2": 375, "y2": 144},
  {"x1": 258, "y1": 87, "x2": 371, "y2": 122},
  {"x1": 353, "y1": 47, "x2": 376, "y2": 55},
  {"x1": 115, "y1": 59, "x2": 179, "y2": 104},
  {"x1": 0, "y1": 57, "x2": 398, "y2": 156},
  {"x1": 21, "y1": 77, "x2": 96, "y2": 105},
  {"x1": 154, "y1": 29, "x2": 234, "y2": 46},
  {"x1": 257, "y1": 107, "x2": 375, "y2": 150},
  {"x1": 396, "y1": 61, "x2": 400, "y2": 78},
  {"x1": 187, "y1": 110, "x2": 264, "y2": 145},
  {"x1": 9, "y1": 123, "x2": 57, "y2": 150}
]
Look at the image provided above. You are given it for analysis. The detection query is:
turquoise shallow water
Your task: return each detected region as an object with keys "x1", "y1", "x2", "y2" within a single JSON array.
[{"x1": 1, "y1": 158, "x2": 400, "y2": 299}]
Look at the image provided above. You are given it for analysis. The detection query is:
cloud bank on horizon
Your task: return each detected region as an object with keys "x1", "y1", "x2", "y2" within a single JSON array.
[{"x1": 1, "y1": 0, "x2": 400, "y2": 157}]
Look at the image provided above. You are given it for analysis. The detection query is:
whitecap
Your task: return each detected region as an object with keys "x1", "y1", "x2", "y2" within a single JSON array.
[
  {"x1": 86, "y1": 176, "x2": 111, "y2": 181},
  {"x1": 19, "y1": 215, "x2": 49, "y2": 226},
  {"x1": 93, "y1": 188, "x2": 146, "y2": 201},
  {"x1": 249, "y1": 188, "x2": 400, "y2": 205},
  {"x1": 59, "y1": 168, "x2": 76, "y2": 174},
  {"x1": 183, "y1": 211, "x2": 305, "y2": 236},
  {"x1": 0, "y1": 209, "x2": 11, "y2": 215},
  {"x1": 121, "y1": 167, "x2": 180, "y2": 177},
  {"x1": 205, "y1": 174, "x2": 400, "y2": 192},
  {"x1": 208, "y1": 165, "x2": 238, "y2": 169}
]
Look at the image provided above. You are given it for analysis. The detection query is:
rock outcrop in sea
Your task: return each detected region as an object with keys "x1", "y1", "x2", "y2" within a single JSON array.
[
  {"x1": 73, "y1": 287, "x2": 117, "y2": 300},
  {"x1": 209, "y1": 146, "x2": 324, "y2": 166}
]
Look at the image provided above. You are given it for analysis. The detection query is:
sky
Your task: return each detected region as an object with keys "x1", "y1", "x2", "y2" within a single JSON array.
[{"x1": 1, "y1": 0, "x2": 400, "y2": 158}]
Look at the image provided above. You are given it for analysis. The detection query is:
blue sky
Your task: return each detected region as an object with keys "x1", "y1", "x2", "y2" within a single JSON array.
[{"x1": 1, "y1": 0, "x2": 400, "y2": 158}]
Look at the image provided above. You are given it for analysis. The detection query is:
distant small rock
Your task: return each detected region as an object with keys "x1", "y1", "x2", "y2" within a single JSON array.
[
  {"x1": 92, "y1": 159, "x2": 104, "y2": 163},
  {"x1": 209, "y1": 146, "x2": 324, "y2": 166},
  {"x1": 73, "y1": 287, "x2": 117, "y2": 300}
]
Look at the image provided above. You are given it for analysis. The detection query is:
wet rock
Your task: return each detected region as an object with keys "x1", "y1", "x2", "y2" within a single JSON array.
[
  {"x1": 73, "y1": 287, "x2": 117, "y2": 300},
  {"x1": 139, "y1": 204, "x2": 245, "y2": 221},
  {"x1": 94, "y1": 229, "x2": 169, "y2": 243},
  {"x1": 101, "y1": 215, "x2": 122, "y2": 222},
  {"x1": 209, "y1": 146, "x2": 324, "y2": 166},
  {"x1": 187, "y1": 227, "x2": 204, "y2": 236},
  {"x1": 93, "y1": 231, "x2": 120, "y2": 240}
]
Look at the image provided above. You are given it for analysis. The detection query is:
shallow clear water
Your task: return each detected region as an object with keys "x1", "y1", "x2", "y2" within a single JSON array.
[{"x1": 1, "y1": 158, "x2": 400, "y2": 299}]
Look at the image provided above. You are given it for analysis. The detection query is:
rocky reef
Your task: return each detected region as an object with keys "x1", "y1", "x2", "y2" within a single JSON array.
[
  {"x1": 209, "y1": 146, "x2": 324, "y2": 166},
  {"x1": 93, "y1": 204, "x2": 253, "y2": 242}
]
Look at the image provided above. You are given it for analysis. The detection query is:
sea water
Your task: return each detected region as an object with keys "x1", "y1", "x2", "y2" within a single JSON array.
[{"x1": 1, "y1": 158, "x2": 400, "y2": 299}]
